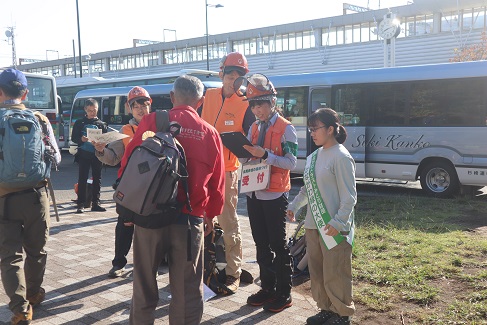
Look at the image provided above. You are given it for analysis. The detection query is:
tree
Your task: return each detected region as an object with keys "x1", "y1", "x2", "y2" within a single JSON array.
[{"x1": 450, "y1": 32, "x2": 487, "y2": 62}]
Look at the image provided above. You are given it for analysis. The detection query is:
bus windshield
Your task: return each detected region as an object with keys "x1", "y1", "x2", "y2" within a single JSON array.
[
  {"x1": 21, "y1": 73, "x2": 63, "y2": 148},
  {"x1": 24, "y1": 76, "x2": 55, "y2": 110}
]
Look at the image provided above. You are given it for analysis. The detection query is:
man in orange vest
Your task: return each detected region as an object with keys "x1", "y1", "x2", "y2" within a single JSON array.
[{"x1": 200, "y1": 52, "x2": 255, "y2": 293}]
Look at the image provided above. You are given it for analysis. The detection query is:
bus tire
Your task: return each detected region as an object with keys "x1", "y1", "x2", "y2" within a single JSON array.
[{"x1": 420, "y1": 161, "x2": 459, "y2": 198}]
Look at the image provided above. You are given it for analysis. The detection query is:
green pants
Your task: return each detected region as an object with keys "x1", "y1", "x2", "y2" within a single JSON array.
[{"x1": 0, "y1": 187, "x2": 50, "y2": 314}]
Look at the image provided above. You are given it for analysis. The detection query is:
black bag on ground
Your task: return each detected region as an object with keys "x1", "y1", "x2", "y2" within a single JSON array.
[
  {"x1": 113, "y1": 110, "x2": 191, "y2": 229},
  {"x1": 203, "y1": 223, "x2": 254, "y2": 295},
  {"x1": 288, "y1": 220, "x2": 309, "y2": 279},
  {"x1": 203, "y1": 223, "x2": 230, "y2": 295}
]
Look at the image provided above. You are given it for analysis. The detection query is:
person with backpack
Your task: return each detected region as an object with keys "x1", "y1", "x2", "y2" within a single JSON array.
[
  {"x1": 199, "y1": 52, "x2": 255, "y2": 294},
  {"x1": 287, "y1": 108, "x2": 357, "y2": 325},
  {"x1": 71, "y1": 98, "x2": 108, "y2": 213},
  {"x1": 93, "y1": 86, "x2": 151, "y2": 278},
  {"x1": 0, "y1": 68, "x2": 61, "y2": 325},
  {"x1": 119, "y1": 75, "x2": 225, "y2": 325},
  {"x1": 235, "y1": 73, "x2": 298, "y2": 313}
]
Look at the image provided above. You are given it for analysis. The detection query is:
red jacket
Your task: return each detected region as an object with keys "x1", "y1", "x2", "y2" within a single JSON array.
[{"x1": 119, "y1": 105, "x2": 225, "y2": 219}]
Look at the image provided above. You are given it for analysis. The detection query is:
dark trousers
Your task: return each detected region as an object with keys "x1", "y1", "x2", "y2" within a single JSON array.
[
  {"x1": 246, "y1": 193, "x2": 292, "y2": 296},
  {"x1": 77, "y1": 151, "x2": 102, "y2": 205},
  {"x1": 112, "y1": 215, "x2": 134, "y2": 268},
  {"x1": 130, "y1": 215, "x2": 204, "y2": 325},
  {"x1": 0, "y1": 188, "x2": 50, "y2": 314}
]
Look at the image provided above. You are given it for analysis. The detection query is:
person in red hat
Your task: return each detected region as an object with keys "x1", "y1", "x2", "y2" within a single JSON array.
[
  {"x1": 200, "y1": 52, "x2": 255, "y2": 294},
  {"x1": 236, "y1": 73, "x2": 298, "y2": 313},
  {"x1": 93, "y1": 86, "x2": 151, "y2": 278}
]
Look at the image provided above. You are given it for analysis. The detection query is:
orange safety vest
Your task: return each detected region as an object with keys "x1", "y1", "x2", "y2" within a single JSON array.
[
  {"x1": 120, "y1": 124, "x2": 137, "y2": 148},
  {"x1": 250, "y1": 115, "x2": 291, "y2": 193},
  {"x1": 201, "y1": 88, "x2": 249, "y2": 171}
]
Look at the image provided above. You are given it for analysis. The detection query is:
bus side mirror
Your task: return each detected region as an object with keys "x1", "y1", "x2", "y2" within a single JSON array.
[{"x1": 57, "y1": 95, "x2": 65, "y2": 125}]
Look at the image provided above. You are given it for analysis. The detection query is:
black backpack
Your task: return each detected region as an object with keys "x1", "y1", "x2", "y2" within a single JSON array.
[
  {"x1": 288, "y1": 220, "x2": 309, "y2": 279},
  {"x1": 114, "y1": 110, "x2": 191, "y2": 228},
  {"x1": 203, "y1": 224, "x2": 231, "y2": 295}
]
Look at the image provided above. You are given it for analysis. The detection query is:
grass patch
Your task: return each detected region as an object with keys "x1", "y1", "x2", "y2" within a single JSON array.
[{"x1": 352, "y1": 195, "x2": 487, "y2": 323}]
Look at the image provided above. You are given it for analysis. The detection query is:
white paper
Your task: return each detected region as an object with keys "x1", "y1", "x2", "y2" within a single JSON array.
[
  {"x1": 169, "y1": 284, "x2": 216, "y2": 302},
  {"x1": 203, "y1": 283, "x2": 217, "y2": 301},
  {"x1": 88, "y1": 131, "x2": 129, "y2": 144},
  {"x1": 86, "y1": 128, "x2": 102, "y2": 140}
]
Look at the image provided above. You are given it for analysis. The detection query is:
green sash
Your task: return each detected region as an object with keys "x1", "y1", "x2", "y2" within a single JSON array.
[{"x1": 304, "y1": 149, "x2": 353, "y2": 250}]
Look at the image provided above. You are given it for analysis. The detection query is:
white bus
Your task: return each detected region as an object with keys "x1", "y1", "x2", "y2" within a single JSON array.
[
  {"x1": 3, "y1": 71, "x2": 64, "y2": 148},
  {"x1": 269, "y1": 61, "x2": 487, "y2": 197},
  {"x1": 57, "y1": 69, "x2": 219, "y2": 119},
  {"x1": 67, "y1": 80, "x2": 222, "y2": 147}
]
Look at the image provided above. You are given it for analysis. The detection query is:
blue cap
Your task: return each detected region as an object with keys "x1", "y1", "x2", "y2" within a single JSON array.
[{"x1": 0, "y1": 68, "x2": 28, "y2": 90}]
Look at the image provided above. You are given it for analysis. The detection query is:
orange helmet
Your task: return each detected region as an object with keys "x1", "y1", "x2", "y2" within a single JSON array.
[
  {"x1": 233, "y1": 73, "x2": 277, "y2": 101},
  {"x1": 219, "y1": 52, "x2": 249, "y2": 75},
  {"x1": 127, "y1": 86, "x2": 152, "y2": 106}
]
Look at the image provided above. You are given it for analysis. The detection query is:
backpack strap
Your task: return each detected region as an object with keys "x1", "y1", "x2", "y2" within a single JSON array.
[{"x1": 155, "y1": 110, "x2": 170, "y2": 133}]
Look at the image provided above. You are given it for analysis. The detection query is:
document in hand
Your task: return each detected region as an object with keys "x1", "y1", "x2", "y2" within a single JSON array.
[
  {"x1": 220, "y1": 132, "x2": 254, "y2": 158},
  {"x1": 88, "y1": 131, "x2": 129, "y2": 144}
]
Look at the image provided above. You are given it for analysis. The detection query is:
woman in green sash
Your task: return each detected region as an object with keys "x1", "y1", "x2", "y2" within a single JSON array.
[{"x1": 287, "y1": 108, "x2": 357, "y2": 325}]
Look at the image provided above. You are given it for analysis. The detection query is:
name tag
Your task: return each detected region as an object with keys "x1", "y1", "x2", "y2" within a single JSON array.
[
  {"x1": 240, "y1": 162, "x2": 270, "y2": 193},
  {"x1": 225, "y1": 120, "x2": 234, "y2": 126}
]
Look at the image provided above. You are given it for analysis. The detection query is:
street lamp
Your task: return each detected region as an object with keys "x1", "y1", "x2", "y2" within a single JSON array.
[
  {"x1": 46, "y1": 50, "x2": 59, "y2": 61},
  {"x1": 163, "y1": 29, "x2": 177, "y2": 43},
  {"x1": 76, "y1": 0, "x2": 82, "y2": 77},
  {"x1": 205, "y1": 1, "x2": 223, "y2": 70}
]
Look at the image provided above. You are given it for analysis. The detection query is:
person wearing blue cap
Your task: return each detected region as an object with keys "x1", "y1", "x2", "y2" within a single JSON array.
[{"x1": 0, "y1": 68, "x2": 61, "y2": 325}]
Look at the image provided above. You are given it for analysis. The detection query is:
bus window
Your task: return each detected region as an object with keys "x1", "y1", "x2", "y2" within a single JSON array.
[
  {"x1": 277, "y1": 86, "x2": 309, "y2": 160},
  {"x1": 333, "y1": 86, "x2": 365, "y2": 126},
  {"x1": 101, "y1": 96, "x2": 127, "y2": 126},
  {"x1": 369, "y1": 83, "x2": 408, "y2": 126},
  {"x1": 310, "y1": 88, "x2": 331, "y2": 112},
  {"x1": 409, "y1": 78, "x2": 486, "y2": 126},
  {"x1": 277, "y1": 87, "x2": 308, "y2": 124},
  {"x1": 150, "y1": 95, "x2": 173, "y2": 111}
]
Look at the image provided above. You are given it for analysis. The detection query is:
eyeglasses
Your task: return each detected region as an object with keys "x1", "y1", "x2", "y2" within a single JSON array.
[{"x1": 308, "y1": 125, "x2": 328, "y2": 133}]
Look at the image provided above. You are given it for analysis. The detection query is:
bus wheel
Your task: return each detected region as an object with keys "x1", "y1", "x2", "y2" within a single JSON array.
[{"x1": 420, "y1": 161, "x2": 459, "y2": 198}]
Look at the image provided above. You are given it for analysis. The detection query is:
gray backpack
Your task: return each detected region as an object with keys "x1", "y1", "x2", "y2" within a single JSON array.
[{"x1": 113, "y1": 110, "x2": 191, "y2": 228}]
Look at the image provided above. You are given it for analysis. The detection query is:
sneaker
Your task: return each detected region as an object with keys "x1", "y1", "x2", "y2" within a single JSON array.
[
  {"x1": 91, "y1": 205, "x2": 106, "y2": 212},
  {"x1": 76, "y1": 203, "x2": 84, "y2": 214},
  {"x1": 263, "y1": 294, "x2": 292, "y2": 313},
  {"x1": 247, "y1": 289, "x2": 276, "y2": 306},
  {"x1": 307, "y1": 310, "x2": 336, "y2": 325},
  {"x1": 108, "y1": 266, "x2": 125, "y2": 278},
  {"x1": 324, "y1": 315, "x2": 351, "y2": 325},
  {"x1": 224, "y1": 275, "x2": 240, "y2": 294},
  {"x1": 11, "y1": 304, "x2": 32, "y2": 325},
  {"x1": 27, "y1": 287, "x2": 45, "y2": 307}
]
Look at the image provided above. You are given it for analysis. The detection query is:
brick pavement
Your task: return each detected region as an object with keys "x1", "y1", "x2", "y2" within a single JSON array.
[{"x1": 0, "y1": 154, "x2": 317, "y2": 324}]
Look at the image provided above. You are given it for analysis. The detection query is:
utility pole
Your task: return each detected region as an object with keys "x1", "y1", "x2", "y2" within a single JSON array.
[{"x1": 5, "y1": 27, "x2": 17, "y2": 68}]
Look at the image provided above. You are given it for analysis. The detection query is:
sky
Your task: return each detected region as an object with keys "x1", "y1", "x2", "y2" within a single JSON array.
[{"x1": 0, "y1": 0, "x2": 410, "y2": 68}]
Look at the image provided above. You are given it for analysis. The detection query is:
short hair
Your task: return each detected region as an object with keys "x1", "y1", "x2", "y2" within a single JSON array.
[
  {"x1": 0, "y1": 84, "x2": 27, "y2": 99},
  {"x1": 172, "y1": 75, "x2": 204, "y2": 103},
  {"x1": 84, "y1": 98, "x2": 98, "y2": 109}
]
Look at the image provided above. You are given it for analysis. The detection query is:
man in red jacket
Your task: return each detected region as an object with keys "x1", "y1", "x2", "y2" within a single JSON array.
[{"x1": 119, "y1": 75, "x2": 225, "y2": 325}]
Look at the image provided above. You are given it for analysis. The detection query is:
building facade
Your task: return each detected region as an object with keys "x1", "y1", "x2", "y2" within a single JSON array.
[{"x1": 15, "y1": 0, "x2": 487, "y2": 79}]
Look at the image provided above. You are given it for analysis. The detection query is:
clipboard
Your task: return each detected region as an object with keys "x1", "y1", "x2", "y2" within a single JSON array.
[{"x1": 220, "y1": 132, "x2": 254, "y2": 158}]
